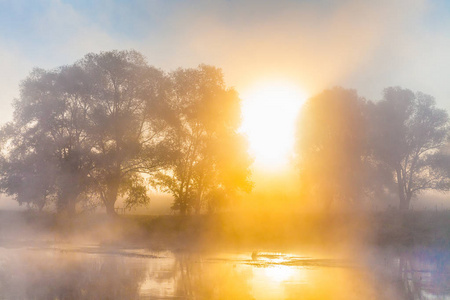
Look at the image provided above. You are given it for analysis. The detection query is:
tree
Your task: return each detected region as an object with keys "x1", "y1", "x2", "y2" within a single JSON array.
[
  {"x1": 0, "y1": 50, "x2": 174, "y2": 215},
  {"x1": 369, "y1": 87, "x2": 450, "y2": 210},
  {"x1": 77, "y1": 50, "x2": 174, "y2": 215},
  {"x1": 151, "y1": 65, "x2": 252, "y2": 214},
  {"x1": 0, "y1": 66, "x2": 94, "y2": 214},
  {"x1": 295, "y1": 87, "x2": 369, "y2": 209}
]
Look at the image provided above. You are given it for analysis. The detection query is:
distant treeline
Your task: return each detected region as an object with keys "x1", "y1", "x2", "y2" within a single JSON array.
[
  {"x1": 0, "y1": 50, "x2": 449, "y2": 216},
  {"x1": 297, "y1": 87, "x2": 450, "y2": 211}
]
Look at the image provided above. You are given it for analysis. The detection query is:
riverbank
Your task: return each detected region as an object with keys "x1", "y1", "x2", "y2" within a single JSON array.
[{"x1": 1, "y1": 210, "x2": 449, "y2": 251}]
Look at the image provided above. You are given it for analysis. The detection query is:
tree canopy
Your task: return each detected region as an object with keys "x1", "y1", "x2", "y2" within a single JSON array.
[
  {"x1": 151, "y1": 65, "x2": 253, "y2": 214},
  {"x1": 0, "y1": 51, "x2": 252, "y2": 215},
  {"x1": 295, "y1": 87, "x2": 369, "y2": 209},
  {"x1": 368, "y1": 87, "x2": 450, "y2": 210},
  {"x1": 77, "y1": 50, "x2": 174, "y2": 215},
  {"x1": 1, "y1": 50, "x2": 450, "y2": 215},
  {"x1": 296, "y1": 86, "x2": 450, "y2": 211},
  {"x1": 0, "y1": 66, "x2": 94, "y2": 214}
]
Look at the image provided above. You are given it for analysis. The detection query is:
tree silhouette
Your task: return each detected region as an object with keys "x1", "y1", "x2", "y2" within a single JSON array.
[
  {"x1": 0, "y1": 50, "x2": 174, "y2": 215},
  {"x1": 0, "y1": 66, "x2": 94, "y2": 214},
  {"x1": 78, "y1": 50, "x2": 173, "y2": 215},
  {"x1": 368, "y1": 87, "x2": 450, "y2": 210},
  {"x1": 151, "y1": 65, "x2": 252, "y2": 214},
  {"x1": 296, "y1": 87, "x2": 369, "y2": 209}
]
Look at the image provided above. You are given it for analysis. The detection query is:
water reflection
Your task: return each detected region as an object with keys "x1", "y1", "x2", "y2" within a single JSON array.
[
  {"x1": 0, "y1": 248, "x2": 148, "y2": 299},
  {"x1": 173, "y1": 254, "x2": 253, "y2": 299},
  {"x1": 0, "y1": 245, "x2": 449, "y2": 299},
  {"x1": 397, "y1": 249, "x2": 450, "y2": 299},
  {"x1": 139, "y1": 253, "x2": 254, "y2": 299}
]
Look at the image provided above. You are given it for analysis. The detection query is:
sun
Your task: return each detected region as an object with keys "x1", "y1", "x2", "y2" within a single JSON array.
[{"x1": 240, "y1": 81, "x2": 307, "y2": 170}]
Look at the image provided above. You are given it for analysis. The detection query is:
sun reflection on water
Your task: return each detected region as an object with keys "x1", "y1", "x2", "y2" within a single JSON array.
[
  {"x1": 264, "y1": 265, "x2": 297, "y2": 282},
  {"x1": 0, "y1": 247, "x2": 445, "y2": 299}
]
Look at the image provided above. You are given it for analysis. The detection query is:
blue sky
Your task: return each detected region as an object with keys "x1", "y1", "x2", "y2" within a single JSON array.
[{"x1": 1, "y1": 0, "x2": 450, "y2": 123}]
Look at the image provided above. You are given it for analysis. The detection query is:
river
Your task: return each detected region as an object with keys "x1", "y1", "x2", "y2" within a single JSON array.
[{"x1": 0, "y1": 243, "x2": 448, "y2": 299}]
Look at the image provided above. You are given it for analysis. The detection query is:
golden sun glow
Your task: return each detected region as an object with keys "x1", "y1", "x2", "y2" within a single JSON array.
[{"x1": 240, "y1": 81, "x2": 307, "y2": 170}]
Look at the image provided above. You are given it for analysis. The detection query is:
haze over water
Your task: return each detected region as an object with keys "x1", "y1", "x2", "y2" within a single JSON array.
[
  {"x1": 2, "y1": 244, "x2": 448, "y2": 299},
  {"x1": 1, "y1": 1, "x2": 450, "y2": 299}
]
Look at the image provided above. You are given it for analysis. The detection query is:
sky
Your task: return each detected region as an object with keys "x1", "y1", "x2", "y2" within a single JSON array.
[
  {"x1": 1, "y1": 0, "x2": 450, "y2": 124},
  {"x1": 1, "y1": 0, "x2": 450, "y2": 210}
]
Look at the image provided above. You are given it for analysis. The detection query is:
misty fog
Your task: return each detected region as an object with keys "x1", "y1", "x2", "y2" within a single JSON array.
[{"x1": 1, "y1": 1, "x2": 450, "y2": 299}]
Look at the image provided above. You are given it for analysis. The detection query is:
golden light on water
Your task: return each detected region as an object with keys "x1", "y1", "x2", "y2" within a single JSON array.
[
  {"x1": 240, "y1": 81, "x2": 307, "y2": 170},
  {"x1": 264, "y1": 265, "x2": 297, "y2": 282}
]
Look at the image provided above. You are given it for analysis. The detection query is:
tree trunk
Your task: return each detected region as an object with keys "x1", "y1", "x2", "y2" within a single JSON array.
[
  {"x1": 66, "y1": 199, "x2": 77, "y2": 215},
  {"x1": 402, "y1": 195, "x2": 412, "y2": 211},
  {"x1": 179, "y1": 206, "x2": 187, "y2": 216},
  {"x1": 179, "y1": 197, "x2": 188, "y2": 215},
  {"x1": 105, "y1": 200, "x2": 117, "y2": 216},
  {"x1": 193, "y1": 192, "x2": 202, "y2": 214},
  {"x1": 396, "y1": 168, "x2": 408, "y2": 211},
  {"x1": 104, "y1": 176, "x2": 119, "y2": 216},
  {"x1": 399, "y1": 198, "x2": 410, "y2": 211},
  {"x1": 57, "y1": 192, "x2": 78, "y2": 216}
]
